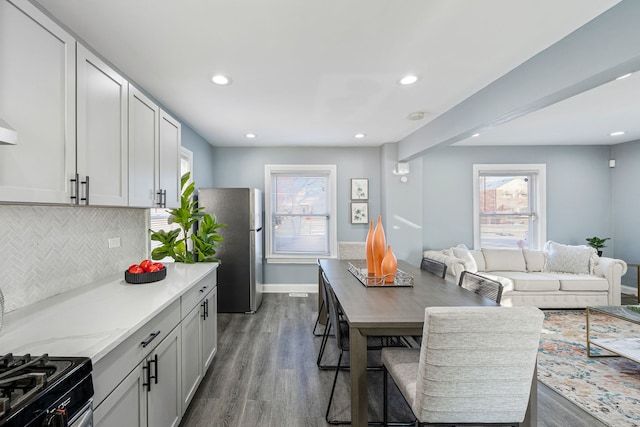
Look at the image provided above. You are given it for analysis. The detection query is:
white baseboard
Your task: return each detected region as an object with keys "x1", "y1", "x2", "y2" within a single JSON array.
[
  {"x1": 622, "y1": 285, "x2": 638, "y2": 296},
  {"x1": 262, "y1": 283, "x2": 318, "y2": 294}
]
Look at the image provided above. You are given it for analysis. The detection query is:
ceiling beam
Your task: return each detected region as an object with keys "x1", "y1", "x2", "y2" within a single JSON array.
[{"x1": 398, "y1": 0, "x2": 640, "y2": 160}]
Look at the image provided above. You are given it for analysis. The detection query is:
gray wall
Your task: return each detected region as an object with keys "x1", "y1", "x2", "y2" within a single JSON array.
[
  {"x1": 181, "y1": 125, "x2": 216, "y2": 187},
  {"x1": 422, "y1": 144, "x2": 613, "y2": 252},
  {"x1": 207, "y1": 146, "x2": 381, "y2": 284},
  {"x1": 611, "y1": 140, "x2": 640, "y2": 287}
]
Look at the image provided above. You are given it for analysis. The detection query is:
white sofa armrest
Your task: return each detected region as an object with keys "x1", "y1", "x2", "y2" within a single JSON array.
[
  {"x1": 423, "y1": 250, "x2": 465, "y2": 283},
  {"x1": 597, "y1": 257, "x2": 627, "y2": 305}
]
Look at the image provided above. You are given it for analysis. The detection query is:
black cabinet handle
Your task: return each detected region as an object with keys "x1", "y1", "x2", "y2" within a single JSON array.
[
  {"x1": 70, "y1": 173, "x2": 79, "y2": 205},
  {"x1": 205, "y1": 298, "x2": 209, "y2": 319},
  {"x1": 141, "y1": 330, "x2": 161, "y2": 348},
  {"x1": 201, "y1": 300, "x2": 207, "y2": 319},
  {"x1": 149, "y1": 353, "x2": 158, "y2": 385},
  {"x1": 80, "y1": 175, "x2": 90, "y2": 205},
  {"x1": 142, "y1": 361, "x2": 151, "y2": 391}
]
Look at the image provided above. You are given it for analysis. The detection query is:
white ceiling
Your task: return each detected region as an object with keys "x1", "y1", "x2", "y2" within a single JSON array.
[{"x1": 34, "y1": 0, "x2": 629, "y2": 149}]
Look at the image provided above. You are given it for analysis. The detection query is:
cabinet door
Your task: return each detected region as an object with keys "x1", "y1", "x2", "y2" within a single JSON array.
[
  {"x1": 0, "y1": 0, "x2": 76, "y2": 204},
  {"x1": 94, "y1": 362, "x2": 147, "y2": 427},
  {"x1": 159, "y1": 111, "x2": 181, "y2": 208},
  {"x1": 202, "y1": 286, "x2": 218, "y2": 372},
  {"x1": 76, "y1": 44, "x2": 128, "y2": 206},
  {"x1": 128, "y1": 85, "x2": 159, "y2": 207},
  {"x1": 181, "y1": 302, "x2": 203, "y2": 411},
  {"x1": 147, "y1": 326, "x2": 182, "y2": 427}
]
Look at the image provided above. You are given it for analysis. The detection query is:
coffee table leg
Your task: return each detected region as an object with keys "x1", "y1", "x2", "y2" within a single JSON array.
[{"x1": 350, "y1": 326, "x2": 367, "y2": 427}]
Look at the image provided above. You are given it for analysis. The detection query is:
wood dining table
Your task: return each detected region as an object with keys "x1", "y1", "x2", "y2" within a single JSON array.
[{"x1": 318, "y1": 258, "x2": 537, "y2": 427}]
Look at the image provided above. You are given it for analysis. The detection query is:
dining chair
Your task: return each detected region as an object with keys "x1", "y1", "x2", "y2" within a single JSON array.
[
  {"x1": 419, "y1": 257, "x2": 447, "y2": 279},
  {"x1": 321, "y1": 273, "x2": 407, "y2": 425},
  {"x1": 382, "y1": 306, "x2": 544, "y2": 426},
  {"x1": 313, "y1": 259, "x2": 328, "y2": 337},
  {"x1": 458, "y1": 270, "x2": 504, "y2": 304}
]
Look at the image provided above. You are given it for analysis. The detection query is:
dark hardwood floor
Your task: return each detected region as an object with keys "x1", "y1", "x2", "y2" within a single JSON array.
[{"x1": 180, "y1": 293, "x2": 608, "y2": 427}]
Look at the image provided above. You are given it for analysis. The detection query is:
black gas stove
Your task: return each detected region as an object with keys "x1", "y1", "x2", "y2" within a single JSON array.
[{"x1": 0, "y1": 354, "x2": 93, "y2": 427}]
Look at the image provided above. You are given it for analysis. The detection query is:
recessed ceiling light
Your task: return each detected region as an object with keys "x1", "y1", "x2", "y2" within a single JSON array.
[
  {"x1": 245, "y1": 133, "x2": 256, "y2": 138},
  {"x1": 354, "y1": 133, "x2": 366, "y2": 139},
  {"x1": 408, "y1": 111, "x2": 425, "y2": 120},
  {"x1": 616, "y1": 73, "x2": 632, "y2": 80},
  {"x1": 609, "y1": 131, "x2": 626, "y2": 136},
  {"x1": 211, "y1": 74, "x2": 232, "y2": 85},
  {"x1": 471, "y1": 133, "x2": 480, "y2": 138},
  {"x1": 398, "y1": 75, "x2": 418, "y2": 85}
]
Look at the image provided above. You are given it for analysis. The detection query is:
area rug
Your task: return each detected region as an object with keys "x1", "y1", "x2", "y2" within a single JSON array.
[{"x1": 539, "y1": 310, "x2": 640, "y2": 426}]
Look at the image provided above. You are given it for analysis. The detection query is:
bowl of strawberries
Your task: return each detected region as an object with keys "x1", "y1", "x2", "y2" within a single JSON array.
[{"x1": 125, "y1": 259, "x2": 167, "y2": 284}]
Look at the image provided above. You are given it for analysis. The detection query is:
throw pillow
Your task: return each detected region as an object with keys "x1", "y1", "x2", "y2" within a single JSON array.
[
  {"x1": 451, "y1": 244, "x2": 478, "y2": 273},
  {"x1": 481, "y1": 249, "x2": 527, "y2": 272},
  {"x1": 543, "y1": 241, "x2": 596, "y2": 275}
]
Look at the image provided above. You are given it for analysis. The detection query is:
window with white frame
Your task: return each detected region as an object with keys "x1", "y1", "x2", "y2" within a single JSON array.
[
  {"x1": 473, "y1": 164, "x2": 546, "y2": 250},
  {"x1": 149, "y1": 147, "x2": 193, "y2": 261},
  {"x1": 265, "y1": 164, "x2": 337, "y2": 263}
]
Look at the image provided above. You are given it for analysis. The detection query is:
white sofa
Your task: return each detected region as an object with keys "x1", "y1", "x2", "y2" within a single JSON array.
[{"x1": 422, "y1": 244, "x2": 627, "y2": 309}]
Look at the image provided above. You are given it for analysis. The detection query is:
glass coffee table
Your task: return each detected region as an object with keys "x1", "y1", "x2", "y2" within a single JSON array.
[{"x1": 586, "y1": 305, "x2": 640, "y2": 363}]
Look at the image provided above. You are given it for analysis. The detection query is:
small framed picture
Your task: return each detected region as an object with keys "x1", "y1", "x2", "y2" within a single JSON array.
[
  {"x1": 351, "y1": 178, "x2": 369, "y2": 200},
  {"x1": 351, "y1": 202, "x2": 368, "y2": 224}
]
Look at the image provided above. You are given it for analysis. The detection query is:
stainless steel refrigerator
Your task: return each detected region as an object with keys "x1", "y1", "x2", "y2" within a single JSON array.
[{"x1": 198, "y1": 188, "x2": 263, "y2": 313}]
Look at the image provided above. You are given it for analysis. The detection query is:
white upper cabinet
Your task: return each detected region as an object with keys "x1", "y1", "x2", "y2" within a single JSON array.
[
  {"x1": 76, "y1": 44, "x2": 129, "y2": 206},
  {"x1": 128, "y1": 86, "x2": 160, "y2": 208},
  {"x1": 159, "y1": 111, "x2": 181, "y2": 209},
  {"x1": 128, "y1": 85, "x2": 181, "y2": 209},
  {"x1": 0, "y1": 0, "x2": 76, "y2": 204}
]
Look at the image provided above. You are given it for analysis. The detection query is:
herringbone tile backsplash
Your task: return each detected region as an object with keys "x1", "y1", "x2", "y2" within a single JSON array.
[{"x1": 0, "y1": 206, "x2": 147, "y2": 313}]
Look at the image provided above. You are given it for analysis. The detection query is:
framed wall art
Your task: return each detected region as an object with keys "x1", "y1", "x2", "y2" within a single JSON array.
[
  {"x1": 351, "y1": 178, "x2": 368, "y2": 200},
  {"x1": 351, "y1": 202, "x2": 368, "y2": 224}
]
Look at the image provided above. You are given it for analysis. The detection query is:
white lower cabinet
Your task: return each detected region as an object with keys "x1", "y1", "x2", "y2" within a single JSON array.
[
  {"x1": 93, "y1": 269, "x2": 217, "y2": 426},
  {"x1": 180, "y1": 273, "x2": 218, "y2": 412},
  {"x1": 94, "y1": 326, "x2": 181, "y2": 427}
]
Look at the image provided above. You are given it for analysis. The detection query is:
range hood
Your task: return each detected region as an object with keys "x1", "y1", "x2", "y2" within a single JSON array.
[{"x1": 0, "y1": 117, "x2": 17, "y2": 145}]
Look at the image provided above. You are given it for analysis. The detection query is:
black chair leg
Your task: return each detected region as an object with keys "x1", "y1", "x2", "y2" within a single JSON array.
[
  {"x1": 326, "y1": 350, "x2": 351, "y2": 425},
  {"x1": 317, "y1": 321, "x2": 338, "y2": 369},
  {"x1": 312, "y1": 299, "x2": 326, "y2": 336}
]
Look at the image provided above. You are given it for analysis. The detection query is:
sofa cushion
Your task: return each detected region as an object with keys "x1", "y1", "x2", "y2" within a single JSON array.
[
  {"x1": 481, "y1": 249, "x2": 527, "y2": 272},
  {"x1": 469, "y1": 249, "x2": 486, "y2": 272},
  {"x1": 543, "y1": 272, "x2": 610, "y2": 292},
  {"x1": 484, "y1": 272, "x2": 560, "y2": 292},
  {"x1": 543, "y1": 241, "x2": 597, "y2": 274},
  {"x1": 523, "y1": 249, "x2": 545, "y2": 272}
]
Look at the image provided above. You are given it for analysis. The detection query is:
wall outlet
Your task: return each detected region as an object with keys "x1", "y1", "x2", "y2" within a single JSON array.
[{"x1": 108, "y1": 237, "x2": 121, "y2": 249}]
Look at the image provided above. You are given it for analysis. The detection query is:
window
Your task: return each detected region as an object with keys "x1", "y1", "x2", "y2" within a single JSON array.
[
  {"x1": 149, "y1": 147, "x2": 193, "y2": 261},
  {"x1": 473, "y1": 164, "x2": 546, "y2": 250},
  {"x1": 265, "y1": 164, "x2": 337, "y2": 263}
]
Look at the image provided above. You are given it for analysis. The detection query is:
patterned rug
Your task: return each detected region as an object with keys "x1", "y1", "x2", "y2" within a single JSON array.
[{"x1": 539, "y1": 310, "x2": 640, "y2": 426}]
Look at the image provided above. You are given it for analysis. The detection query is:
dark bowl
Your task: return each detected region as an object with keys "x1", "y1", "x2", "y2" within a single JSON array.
[{"x1": 124, "y1": 267, "x2": 167, "y2": 284}]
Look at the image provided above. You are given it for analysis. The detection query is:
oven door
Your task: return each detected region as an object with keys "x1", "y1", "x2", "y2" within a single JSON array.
[{"x1": 69, "y1": 401, "x2": 93, "y2": 427}]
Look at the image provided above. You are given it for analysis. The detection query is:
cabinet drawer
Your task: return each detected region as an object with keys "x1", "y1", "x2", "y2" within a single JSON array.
[
  {"x1": 180, "y1": 270, "x2": 216, "y2": 318},
  {"x1": 93, "y1": 299, "x2": 180, "y2": 407}
]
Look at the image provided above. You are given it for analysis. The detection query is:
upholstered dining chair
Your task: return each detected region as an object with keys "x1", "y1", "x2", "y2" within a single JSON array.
[
  {"x1": 420, "y1": 257, "x2": 447, "y2": 279},
  {"x1": 321, "y1": 272, "x2": 407, "y2": 425},
  {"x1": 382, "y1": 306, "x2": 544, "y2": 426},
  {"x1": 459, "y1": 270, "x2": 504, "y2": 304}
]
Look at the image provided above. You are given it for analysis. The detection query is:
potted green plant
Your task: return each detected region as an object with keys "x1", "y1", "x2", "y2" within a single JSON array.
[
  {"x1": 150, "y1": 172, "x2": 226, "y2": 263},
  {"x1": 585, "y1": 236, "x2": 610, "y2": 256}
]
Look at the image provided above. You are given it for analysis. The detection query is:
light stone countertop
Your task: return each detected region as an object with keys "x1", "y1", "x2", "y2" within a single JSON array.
[{"x1": 0, "y1": 262, "x2": 217, "y2": 363}]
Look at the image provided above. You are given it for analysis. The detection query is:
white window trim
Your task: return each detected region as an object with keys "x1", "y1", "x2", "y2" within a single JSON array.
[
  {"x1": 472, "y1": 164, "x2": 546, "y2": 250},
  {"x1": 264, "y1": 164, "x2": 337, "y2": 264}
]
